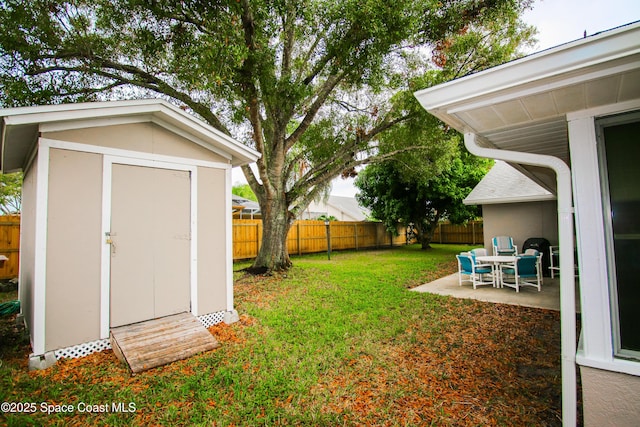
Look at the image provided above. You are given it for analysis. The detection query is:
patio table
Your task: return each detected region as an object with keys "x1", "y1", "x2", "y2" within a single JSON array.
[{"x1": 476, "y1": 255, "x2": 517, "y2": 288}]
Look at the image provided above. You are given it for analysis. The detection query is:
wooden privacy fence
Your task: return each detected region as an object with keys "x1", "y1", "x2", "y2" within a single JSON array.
[
  {"x1": 233, "y1": 220, "x2": 407, "y2": 260},
  {"x1": 0, "y1": 215, "x2": 20, "y2": 280},
  {"x1": 0, "y1": 217, "x2": 484, "y2": 271},
  {"x1": 432, "y1": 220, "x2": 483, "y2": 245},
  {"x1": 232, "y1": 219, "x2": 484, "y2": 260}
]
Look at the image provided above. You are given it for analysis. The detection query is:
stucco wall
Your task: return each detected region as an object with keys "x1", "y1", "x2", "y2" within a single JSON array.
[
  {"x1": 45, "y1": 148, "x2": 103, "y2": 351},
  {"x1": 580, "y1": 365, "x2": 640, "y2": 426},
  {"x1": 481, "y1": 201, "x2": 558, "y2": 253}
]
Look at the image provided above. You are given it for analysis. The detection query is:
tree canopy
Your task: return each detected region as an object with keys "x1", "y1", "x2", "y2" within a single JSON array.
[
  {"x1": 0, "y1": 0, "x2": 535, "y2": 270},
  {"x1": 232, "y1": 183, "x2": 258, "y2": 202},
  {"x1": 355, "y1": 146, "x2": 490, "y2": 249},
  {"x1": 354, "y1": 14, "x2": 534, "y2": 249},
  {"x1": 0, "y1": 172, "x2": 22, "y2": 215}
]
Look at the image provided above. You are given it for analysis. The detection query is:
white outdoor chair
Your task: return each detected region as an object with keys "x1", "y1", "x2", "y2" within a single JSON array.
[
  {"x1": 456, "y1": 253, "x2": 495, "y2": 289},
  {"x1": 492, "y1": 235, "x2": 517, "y2": 256},
  {"x1": 549, "y1": 245, "x2": 560, "y2": 278},
  {"x1": 470, "y1": 248, "x2": 488, "y2": 257},
  {"x1": 499, "y1": 252, "x2": 542, "y2": 292}
]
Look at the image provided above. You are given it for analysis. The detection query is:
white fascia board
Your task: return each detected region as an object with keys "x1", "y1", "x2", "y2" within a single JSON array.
[
  {"x1": 1, "y1": 99, "x2": 163, "y2": 125},
  {"x1": 414, "y1": 22, "x2": 640, "y2": 115},
  {"x1": 463, "y1": 194, "x2": 556, "y2": 206}
]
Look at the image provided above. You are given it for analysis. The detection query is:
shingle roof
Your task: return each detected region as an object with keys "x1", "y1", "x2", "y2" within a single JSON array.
[
  {"x1": 327, "y1": 195, "x2": 370, "y2": 221},
  {"x1": 464, "y1": 161, "x2": 555, "y2": 205}
]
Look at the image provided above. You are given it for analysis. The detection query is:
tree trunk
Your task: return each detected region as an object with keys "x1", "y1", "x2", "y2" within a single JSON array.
[
  {"x1": 420, "y1": 231, "x2": 433, "y2": 250},
  {"x1": 251, "y1": 196, "x2": 293, "y2": 272},
  {"x1": 417, "y1": 216, "x2": 441, "y2": 250}
]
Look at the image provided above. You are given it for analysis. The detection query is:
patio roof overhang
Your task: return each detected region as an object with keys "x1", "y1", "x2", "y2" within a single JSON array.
[
  {"x1": 415, "y1": 21, "x2": 640, "y2": 192},
  {"x1": 414, "y1": 20, "x2": 640, "y2": 427}
]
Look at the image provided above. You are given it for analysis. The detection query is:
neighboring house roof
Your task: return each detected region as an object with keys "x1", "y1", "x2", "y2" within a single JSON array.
[
  {"x1": 0, "y1": 99, "x2": 260, "y2": 172},
  {"x1": 232, "y1": 196, "x2": 260, "y2": 215},
  {"x1": 327, "y1": 195, "x2": 370, "y2": 221},
  {"x1": 464, "y1": 160, "x2": 555, "y2": 205},
  {"x1": 305, "y1": 195, "x2": 370, "y2": 221}
]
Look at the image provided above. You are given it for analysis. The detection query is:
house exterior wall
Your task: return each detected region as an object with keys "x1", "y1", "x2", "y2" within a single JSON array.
[
  {"x1": 481, "y1": 200, "x2": 558, "y2": 253},
  {"x1": 18, "y1": 155, "x2": 38, "y2": 348},
  {"x1": 580, "y1": 366, "x2": 640, "y2": 426},
  {"x1": 569, "y1": 106, "x2": 640, "y2": 422},
  {"x1": 45, "y1": 148, "x2": 103, "y2": 351},
  {"x1": 43, "y1": 122, "x2": 228, "y2": 164}
]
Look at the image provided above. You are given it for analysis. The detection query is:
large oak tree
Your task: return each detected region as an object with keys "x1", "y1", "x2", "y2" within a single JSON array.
[{"x1": 0, "y1": 0, "x2": 534, "y2": 271}]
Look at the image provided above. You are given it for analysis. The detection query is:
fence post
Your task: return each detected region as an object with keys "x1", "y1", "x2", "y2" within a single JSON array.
[
  {"x1": 439, "y1": 223, "x2": 443, "y2": 244},
  {"x1": 472, "y1": 221, "x2": 476, "y2": 245},
  {"x1": 256, "y1": 222, "x2": 261, "y2": 256},
  {"x1": 354, "y1": 224, "x2": 358, "y2": 251},
  {"x1": 297, "y1": 222, "x2": 302, "y2": 255}
]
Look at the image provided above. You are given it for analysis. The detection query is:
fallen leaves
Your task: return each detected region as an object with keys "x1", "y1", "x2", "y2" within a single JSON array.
[{"x1": 309, "y1": 301, "x2": 563, "y2": 426}]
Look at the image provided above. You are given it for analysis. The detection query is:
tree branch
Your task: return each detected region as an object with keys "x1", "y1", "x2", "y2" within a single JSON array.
[
  {"x1": 281, "y1": 3, "x2": 295, "y2": 78},
  {"x1": 239, "y1": 0, "x2": 271, "y2": 197},
  {"x1": 27, "y1": 59, "x2": 231, "y2": 135},
  {"x1": 285, "y1": 72, "x2": 344, "y2": 151}
]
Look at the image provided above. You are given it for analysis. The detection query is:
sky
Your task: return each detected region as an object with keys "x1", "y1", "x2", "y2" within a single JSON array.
[{"x1": 233, "y1": 0, "x2": 640, "y2": 197}]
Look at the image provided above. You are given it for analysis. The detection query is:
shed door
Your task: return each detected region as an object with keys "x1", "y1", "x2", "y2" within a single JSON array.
[{"x1": 109, "y1": 164, "x2": 191, "y2": 327}]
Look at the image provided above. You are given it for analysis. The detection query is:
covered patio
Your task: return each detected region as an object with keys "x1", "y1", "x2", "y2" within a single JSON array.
[
  {"x1": 414, "y1": 21, "x2": 640, "y2": 426},
  {"x1": 412, "y1": 274, "x2": 580, "y2": 312}
]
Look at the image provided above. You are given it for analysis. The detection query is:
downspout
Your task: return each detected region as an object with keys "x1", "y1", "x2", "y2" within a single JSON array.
[{"x1": 464, "y1": 133, "x2": 577, "y2": 427}]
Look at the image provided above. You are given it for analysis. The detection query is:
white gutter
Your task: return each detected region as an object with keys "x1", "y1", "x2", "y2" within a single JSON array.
[{"x1": 464, "y1": 133, "x2": 577, "y2": 427}]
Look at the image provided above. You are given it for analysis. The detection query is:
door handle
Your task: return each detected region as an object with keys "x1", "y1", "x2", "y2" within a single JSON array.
[{"x1": 105, "y1": 232, "x2": 117, "y2": 255}]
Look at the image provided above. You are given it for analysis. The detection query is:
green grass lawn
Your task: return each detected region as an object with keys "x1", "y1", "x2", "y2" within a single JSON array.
[{"x1": 0, "y1": 244, "x2": 561, "y2": 426}]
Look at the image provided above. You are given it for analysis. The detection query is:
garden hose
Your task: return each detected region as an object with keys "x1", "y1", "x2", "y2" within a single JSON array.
[{"x1": 0, "y1": 300, "x2": 19, "y2": 316}]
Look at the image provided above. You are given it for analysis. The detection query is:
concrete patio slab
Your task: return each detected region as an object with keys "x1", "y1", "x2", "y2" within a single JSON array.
[{"x1": 411, "y1": 273, "x2": 580, "y2": 312}]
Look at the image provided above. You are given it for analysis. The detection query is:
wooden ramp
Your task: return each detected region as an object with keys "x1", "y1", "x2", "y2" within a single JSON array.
[{"x1": 110, "y1": 312, "x2": 220, "y2": 374}]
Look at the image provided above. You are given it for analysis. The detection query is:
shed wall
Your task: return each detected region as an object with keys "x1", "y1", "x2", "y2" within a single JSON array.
[
  {"x1": 197, "y1": 167, "x2": 228, "y2": 314},
  {"x1": 44, "y1": 122, "x2": 228, "y2": 164},
  {"x1": 22, "y1": 123, "x2": 234, "y2": 355},
  {"x1": 19, "y1": 155, "x2": 38, "y2": 345},
  {"x1": 482, "y1": 201, "x2": 558, "y2": 253},
  {"x1": 45, "y1": 148, "x2": 103, "y2": 351}
]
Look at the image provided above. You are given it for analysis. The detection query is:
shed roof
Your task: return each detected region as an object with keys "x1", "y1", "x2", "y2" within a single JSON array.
[
  {"x1": 0, "y1": 99, "x2": 260, "y2": 172},
  {"x1": 464, "y1": 160, "x2": 555, "y2": 205}
]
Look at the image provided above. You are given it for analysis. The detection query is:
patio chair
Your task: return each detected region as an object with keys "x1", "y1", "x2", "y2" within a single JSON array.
[
  {"x1": 456, "y1": 253, "x2": 495, "y2": 289},
  {"x1": 499, "y1": 253, "x2": 542, "y2": 292},
  {"x1": 492, "y1": 236, "x2": 517, "y2": 256},
  {"x1": 470, "y1": 248, "x2": 488, "y2": 257},
  {"x1": 549, "y1": 245, "x2": 560, "y2": 278}
]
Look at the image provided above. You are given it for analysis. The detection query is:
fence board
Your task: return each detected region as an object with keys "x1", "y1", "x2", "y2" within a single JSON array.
[
  {"x1": 0, "y1": 215, "x2": 20, "y2": 280},
  {"x1": 234, "y1": 219, "x2": 409, "y2": 260},
  {"x1": 0, "y1": 216, "x2": 483, "y2": 268}
]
